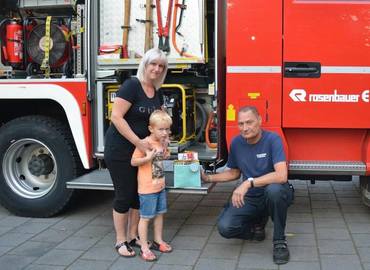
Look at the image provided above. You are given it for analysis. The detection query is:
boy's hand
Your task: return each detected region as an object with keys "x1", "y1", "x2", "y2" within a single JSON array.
[
  {"x1": 161, "y1": 137, "x2": 170, "y2": 147},
  {"x1": 163, "y1": 149, "x2": 171, "y2": 159}
]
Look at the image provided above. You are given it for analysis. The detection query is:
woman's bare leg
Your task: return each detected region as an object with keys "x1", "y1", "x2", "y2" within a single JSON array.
[
  {"x1": 113, "y1": 209, "x2": 134, "y2": 256},
  {"x1": 128, "y1": 208, "x2": 140, "y2": 240}
]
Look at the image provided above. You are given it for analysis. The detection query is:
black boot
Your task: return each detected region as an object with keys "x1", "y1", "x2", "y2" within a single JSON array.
[
  {"x1": 273, "y1": 240, "x2": 289, "y2": 265},
  {"x1": 253, "y1": 215, "x2": 268, "y2": 241}
]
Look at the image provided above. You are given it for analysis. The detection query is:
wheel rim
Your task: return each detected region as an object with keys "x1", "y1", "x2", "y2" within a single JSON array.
[{"x1": 3, "y1": 138, "x2": 58, "y2": 199}]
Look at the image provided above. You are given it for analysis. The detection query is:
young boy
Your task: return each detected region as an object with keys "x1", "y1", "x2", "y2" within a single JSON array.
[{"x1": 131, "y1": 110, "x2": 173, "y2": 261}]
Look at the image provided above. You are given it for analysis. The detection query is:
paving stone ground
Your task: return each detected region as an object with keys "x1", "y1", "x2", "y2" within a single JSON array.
[{"x1": 0, "y1": 178, "x2": 370, "y2": 270}]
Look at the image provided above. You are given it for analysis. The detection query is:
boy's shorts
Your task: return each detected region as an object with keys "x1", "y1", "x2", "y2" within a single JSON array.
[{"x1": 139, "y1": 189, "x2": 167, "y2": 219}]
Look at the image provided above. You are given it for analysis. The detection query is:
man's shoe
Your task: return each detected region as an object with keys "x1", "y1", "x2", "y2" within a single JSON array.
[
  {"x1": 253, "y1": 215, "x2": 268, "y2": 241},
  {"x1": 241, "y1": 230, "x2": 255, "y2": 240},
  {"x1": 273, "y1": 241, "x2": 289, "y2": 265},
  {"x1": 253, "y1": 224, "x2": 265, "y2": 241}
]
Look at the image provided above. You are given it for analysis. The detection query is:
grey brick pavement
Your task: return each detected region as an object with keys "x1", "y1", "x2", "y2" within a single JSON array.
[{"x1": 0, "y1": 178, "x2": 370, "y2": 270}]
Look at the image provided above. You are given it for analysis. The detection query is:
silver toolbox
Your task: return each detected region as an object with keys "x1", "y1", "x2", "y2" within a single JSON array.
[{"x1": 18, "y1": 0, "x2": 76, "y2": 8}]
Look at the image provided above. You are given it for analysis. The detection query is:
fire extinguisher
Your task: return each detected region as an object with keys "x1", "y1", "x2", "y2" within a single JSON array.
[{"x1": 4, "y1": 19, "x2": 23, "y2": 68}]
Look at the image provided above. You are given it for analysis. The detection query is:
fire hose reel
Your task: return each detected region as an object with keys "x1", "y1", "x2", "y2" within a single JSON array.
[{"x1": 27, "y1": 22, "x2": 71, "y2": 69}]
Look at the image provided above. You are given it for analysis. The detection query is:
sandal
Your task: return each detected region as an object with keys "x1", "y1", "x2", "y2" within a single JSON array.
[
  {"x1": 129, "y1": 236, "x2": 152, "y2": 249},
  {"x1": 152, "y1": 241, "x2": 172, "y2": 253},
  {"x1": 115, "y1": 241, "x2": 135, "y2": 257},
  {"x1": 140, "y1": 249, "x2": 157, "y2": 262}
]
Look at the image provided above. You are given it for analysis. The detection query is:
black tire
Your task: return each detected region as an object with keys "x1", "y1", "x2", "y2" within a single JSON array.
[
  {"x1": 0, "y1": 116, "x2": 83, "y2": 217},
  {"x1": 26, "y1": 62, "x2": 38, "y2": 76},
  {"x1": 195, "y1": 101, "x2": 207, "y2": 142},
  {"x1": 360, "y1": 176, "x2": 370, "y2": 207},
  {"x1": 62, "y1": 61, "x2": 73, "y2": 78}
]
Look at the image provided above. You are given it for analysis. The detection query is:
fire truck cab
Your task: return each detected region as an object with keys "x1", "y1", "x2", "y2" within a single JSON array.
[
  {"x1": 0, "y1": 0, "x2": 369, "y2": 218},
  {"x1": 226, "y1": 1, "x2": 370, "y2": 197}
]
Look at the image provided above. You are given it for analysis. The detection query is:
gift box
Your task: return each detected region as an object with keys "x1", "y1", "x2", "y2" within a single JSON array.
[
  {"x1": 173, "y1": 160, "x2": 201, "y2": 188},
  {"x1": 178, "y1": 151, "x2": 198, "y2": 161}
]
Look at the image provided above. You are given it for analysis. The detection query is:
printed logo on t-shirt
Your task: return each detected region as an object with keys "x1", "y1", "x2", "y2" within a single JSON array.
[
  {"x1": 256, "y1": 153, "x2": 267, "y2": 158},
  {"x1": 152, "y1": 152, "x2": 164, "y2": 183},
  {"x1": 139, "y1": 106, "x2": 157, "y2": 114}
]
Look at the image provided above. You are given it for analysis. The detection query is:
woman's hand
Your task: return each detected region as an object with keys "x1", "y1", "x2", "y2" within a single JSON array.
[
  {"x1": 145, "y1": 148, "x2": 157, "y2": 161},
  {"x1": 136, "y1": 139, "x2": 152, "y2": 153}
]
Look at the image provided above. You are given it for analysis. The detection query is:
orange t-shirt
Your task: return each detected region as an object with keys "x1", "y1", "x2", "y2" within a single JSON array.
[{"x1": 132, "y1": 137, "x2": 167, "y2": 194}]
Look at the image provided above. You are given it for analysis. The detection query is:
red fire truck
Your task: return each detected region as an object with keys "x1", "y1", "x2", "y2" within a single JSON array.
[{"x1": 0, "y1": 0, "x2": 369, "y2": 217}]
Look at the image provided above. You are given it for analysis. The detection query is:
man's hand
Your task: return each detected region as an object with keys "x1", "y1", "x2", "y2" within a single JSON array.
[
  {"x1": 201, "y1": 170, "x2": 213, "y2": 183},
  {"x1": 231, "y1": 181, "x2": 250, "y2": 208},
  {"x1": 201, "y1": 170, "x2": 208, "y2": 182}
]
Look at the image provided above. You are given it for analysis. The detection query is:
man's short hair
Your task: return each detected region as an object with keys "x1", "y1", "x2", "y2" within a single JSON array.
[{"x1": 238, "y1": 106, "x2": 260, "y2": 117}]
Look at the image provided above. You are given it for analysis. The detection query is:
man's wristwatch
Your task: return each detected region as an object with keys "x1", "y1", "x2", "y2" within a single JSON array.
[{"x1": 247, "y1": 177, "x2": 254, "y2": 188}]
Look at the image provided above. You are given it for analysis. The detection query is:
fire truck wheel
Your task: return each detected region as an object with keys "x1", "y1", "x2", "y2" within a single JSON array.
[
  {"x1": 360, "y1": 176, "x2": 370, "y2": 208},
  {"x1": 0, "y1": 115, "x2": 83, "y2": 217}
]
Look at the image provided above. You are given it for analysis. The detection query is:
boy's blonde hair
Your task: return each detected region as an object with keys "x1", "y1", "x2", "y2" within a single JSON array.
[
  {"x1": 149, "y1": 110, "x2": 172, "y2": 127},
  {"x1": 136, "y1": 48, "x2": 168, "y2": 89}
]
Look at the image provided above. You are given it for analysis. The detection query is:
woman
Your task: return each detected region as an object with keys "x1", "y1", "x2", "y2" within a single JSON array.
[{"x1": 104, "y1": 48, "x2": 168, "y2": 257}]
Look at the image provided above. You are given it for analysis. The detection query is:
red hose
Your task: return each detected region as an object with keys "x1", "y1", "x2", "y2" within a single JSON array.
[
  {"x1": 171, "y1": 0, "x2": 195, "y2": 57},
  {"x1": 205, "y1": 111, "x2": 217, "y2": 149}
]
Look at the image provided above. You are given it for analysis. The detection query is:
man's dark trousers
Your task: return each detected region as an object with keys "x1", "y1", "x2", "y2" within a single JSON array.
[{"x1": 217, "y1": 182, "x2": 293, "y2": 241}]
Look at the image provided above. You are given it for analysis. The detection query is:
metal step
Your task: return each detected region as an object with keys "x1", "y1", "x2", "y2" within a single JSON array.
[
  {"x1": 67, "y1": 169, "x2": 214, "y2": 195},
  {"x1": 94, "y1": 142, "x2": 218, "y2": 162},
  {"x1": 289, "y1": 160, "x2": 366, "y2": 175}
]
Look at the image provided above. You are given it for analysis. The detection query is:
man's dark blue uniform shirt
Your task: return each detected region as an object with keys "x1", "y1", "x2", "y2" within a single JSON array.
[{"x1": 227, "y1": 130, "x2": 286, "y2": 196}]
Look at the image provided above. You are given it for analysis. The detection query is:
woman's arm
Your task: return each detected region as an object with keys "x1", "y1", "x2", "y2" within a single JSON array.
[
  {"x1": 131, "y1": 148, "x2": 156, "y2": 167},
  {"x1": 110, "y1": 97, "x2": 150, "y2": 152}
]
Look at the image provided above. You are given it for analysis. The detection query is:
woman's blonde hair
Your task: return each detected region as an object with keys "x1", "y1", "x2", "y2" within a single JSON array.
[
  {"x1": 136, "y1": 48, "x2": 168, "y2": 89},
  {"x1": 149, "y1": 110, "x2": 172, "y2": 127}
]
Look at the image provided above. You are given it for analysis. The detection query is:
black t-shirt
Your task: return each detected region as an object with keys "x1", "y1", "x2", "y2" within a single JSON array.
[{"x1": 105, "y1": 77, "x2": 163, "y2": 152}]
